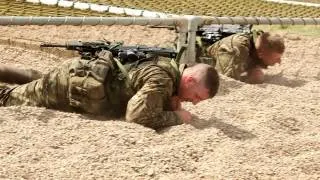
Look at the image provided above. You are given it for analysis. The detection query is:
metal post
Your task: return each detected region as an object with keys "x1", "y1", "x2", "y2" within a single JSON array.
[
  {"x1": 184, "y1": 16, "x2": 202, "y2": 63},
  {"x1": 175, "y1": 18, "x2": 188, "y2": 63}
]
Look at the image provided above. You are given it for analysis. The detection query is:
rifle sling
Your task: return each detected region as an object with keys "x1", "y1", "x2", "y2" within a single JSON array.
[
  {"x1": 113, "y1": 58, "x2": 130, "y2": 82},
  {"x1": 175, "y1": 46, "x2": 186, "y2": 64}
]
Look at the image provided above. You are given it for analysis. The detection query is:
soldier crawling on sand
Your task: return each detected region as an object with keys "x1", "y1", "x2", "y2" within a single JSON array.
[
  {"x1": 196, "y1": 25, "x2": 285, "y2": 84},
  {"x1": 0, "y1": 42, "x2": 219, "y2": 130}
]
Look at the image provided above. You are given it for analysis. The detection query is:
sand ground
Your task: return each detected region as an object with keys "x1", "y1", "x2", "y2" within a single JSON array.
[{"x1": 0, "y1": 25, "x2": 319, "y2": 179}]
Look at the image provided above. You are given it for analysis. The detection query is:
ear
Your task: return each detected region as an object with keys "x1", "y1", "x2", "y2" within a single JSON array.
[
  {"x1": 185, "y1": 76, "x2": 196, "y2": 87},
  {"x1": 256, "y1": 48, "x2": 264, "y2": 59}
]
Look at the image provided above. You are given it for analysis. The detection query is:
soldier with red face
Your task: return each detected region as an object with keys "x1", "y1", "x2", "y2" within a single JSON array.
[
  {"x1": 0, "y1": 51, "x2": 219, "y2": 129},
  {"x1": 198, "y1": 30, "x2": 285, "y2": 84}
]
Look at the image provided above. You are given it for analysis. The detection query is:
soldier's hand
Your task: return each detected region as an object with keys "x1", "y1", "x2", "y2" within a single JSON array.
[
  {"x1": 170, "y1": 96, "x2": 182, "y2": 111},
  {"x1": 175, "y1": 109, "x2": 192, "y2": 124},
  {"x1": 247, "y1": 67, "x2": 264, "y2": 84},
  {"x1": 96, "y1": 50, "x2": 113, "y2": 61}
]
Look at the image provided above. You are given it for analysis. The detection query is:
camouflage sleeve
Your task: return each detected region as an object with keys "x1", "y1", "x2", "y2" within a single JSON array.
[
  {"x1": 207, "y1": 36, "x2": 250, "y2": 80},
  {"x1": 125, "y1": 65, "x2": 183, "y2": 129}
]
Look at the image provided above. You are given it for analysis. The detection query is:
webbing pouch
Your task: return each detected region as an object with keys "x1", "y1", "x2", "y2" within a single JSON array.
[{"x1": 68, "y1": 56, "x2": 113, "y2": 114}]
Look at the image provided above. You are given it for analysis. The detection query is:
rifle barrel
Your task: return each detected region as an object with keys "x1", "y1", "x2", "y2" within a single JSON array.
[
  {"x1": 40, "y1": 43, "x2": 68, "y2": 48},
  {"x1": 39, "y1": 41, "x2": 178, "y2": 59}
]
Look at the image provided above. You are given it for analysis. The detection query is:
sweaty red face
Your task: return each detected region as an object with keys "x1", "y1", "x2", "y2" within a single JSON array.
[
  {"x1": 260, "y1": 52, "x2": 283, "y2": 66},
  {"x1": 180, "y1": 77, "x2": 210, "y2": 105}
]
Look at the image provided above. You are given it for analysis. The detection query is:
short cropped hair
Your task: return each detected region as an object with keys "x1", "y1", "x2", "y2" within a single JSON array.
[
  {"x1": 204, "y1": 66, "x2": 219, "y2": 98},
  {"x1": 189, "y1": 63, "x2": 220, "y2": 98},
  {"x1": 260, "y1": 32, "x2": 285, "y2": 54}
]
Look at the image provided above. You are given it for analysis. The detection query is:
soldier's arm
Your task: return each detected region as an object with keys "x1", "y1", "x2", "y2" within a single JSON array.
[
  {"x1": 207, "y1": 37, "x2": 250, "y2": 80},
  {"x1": 125, "y1": 67, "x2": 183, "y2": 129}
]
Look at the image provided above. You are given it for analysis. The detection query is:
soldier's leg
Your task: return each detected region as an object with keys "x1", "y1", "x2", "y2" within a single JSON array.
[
  {"x1": 0, "y1": 85, "x2": 15, "y2": 106},
  {"x1": 4, "y1": 60, "x2": 73, "y2": 111},
  {"x1": 3, "y1": 54, "x2": 114, "y2": 115},
  {"x1": 0, "y1": 65, "x2": 43, "y2": 84}
]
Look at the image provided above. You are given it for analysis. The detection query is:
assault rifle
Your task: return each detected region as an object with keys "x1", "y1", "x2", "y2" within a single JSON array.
[
  {"x1": 197, "y1": 24, "x2": 252, "y2": 45},
  {"x1": 40, "y1": 40, "x2": 178, "y2": 63}
]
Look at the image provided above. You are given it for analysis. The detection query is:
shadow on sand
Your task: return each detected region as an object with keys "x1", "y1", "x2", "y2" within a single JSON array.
[
  {"x1": 263, "y1": 72, "x2": 307, "y2": 88},
  {"x1": 186, "y1": 116, "x2": 256, "y2": 141},
  {"x1": 217, "y1": 77, "x2": 244, "y2": 96}
]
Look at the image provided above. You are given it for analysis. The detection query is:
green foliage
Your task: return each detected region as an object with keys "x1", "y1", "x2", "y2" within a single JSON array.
[
  {"x1": 288, "y1": 0, "x2": 320, "y2": 3},
  {"x1": 0, "y1": 0, "x2": 319, "y2": 18},
  {"x1": 0, "y1": 0, "x2": 125, "y2": 17},
  {"x1": 253, "y1": 25, "x2": 320, "y2": 37},
  {"x1": 81, "y1": 0, "x2": 320, "y2": 18}
]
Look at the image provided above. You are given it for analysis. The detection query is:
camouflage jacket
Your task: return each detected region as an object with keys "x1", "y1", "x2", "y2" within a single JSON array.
[
  {"x1": 198, "y1": 31, "x2": 267, "y2": 80},
  {"x1": 2, "y1": 53, "x2": 184, "y2": 129}
]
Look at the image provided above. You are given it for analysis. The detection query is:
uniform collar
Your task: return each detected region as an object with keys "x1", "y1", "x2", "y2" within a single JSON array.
[
  {"x1": 170, "y1": 60, "x2": 186, "y2": 95},
  {"x1": 250, "y1": 30, "x2": 268, "y2": 69},
  {"x1": 179, "y1": 63, "x2": 187, "y2": 75}
]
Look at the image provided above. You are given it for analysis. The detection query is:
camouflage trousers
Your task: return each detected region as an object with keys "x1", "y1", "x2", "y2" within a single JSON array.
[
  {"x1": 195, "y1": 42, "x2": 217, "y2": 67},
  {"x1": 0, "y1": 56, "x2": 114, "y2": 115},
  {"x1": 1, "y1": 60, "x2": 72, "y2": 111},
  {"x1": 0, "y1": 86, "x2": 14, "y2": 106}
]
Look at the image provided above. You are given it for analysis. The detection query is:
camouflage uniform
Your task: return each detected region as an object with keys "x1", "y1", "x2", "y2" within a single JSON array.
[
  {"x1": 195, "y1": 36, "x2": 215, "y2": 66},
  {"x1": 0, "y1": 51, "x2": 184, "y2": 129},
  {"x1": 197, "y1": 31, "x2": 267, "y2": 80}
]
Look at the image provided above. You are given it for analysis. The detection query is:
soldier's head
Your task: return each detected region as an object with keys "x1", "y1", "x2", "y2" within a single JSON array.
[
  {"x1": 178, "y1": 63, "x2": 219, "y2": 105},
  {"x1": 256, "y1": 32, "x2": 285, "y2": 66}
]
